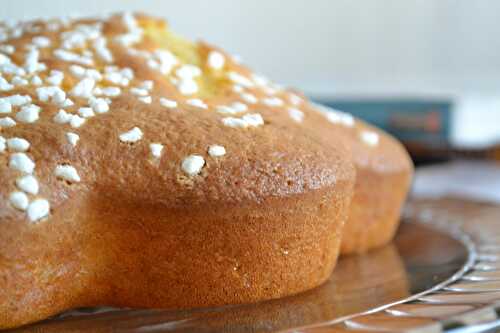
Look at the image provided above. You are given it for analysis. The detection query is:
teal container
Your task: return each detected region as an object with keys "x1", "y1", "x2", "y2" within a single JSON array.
[{"x1": 316, "y1": 99, "x2": 452, "y2": 147}]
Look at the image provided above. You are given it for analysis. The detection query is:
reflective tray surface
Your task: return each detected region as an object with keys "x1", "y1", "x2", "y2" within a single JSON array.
[{"x1": 13, "y1": 197, "x2": 500, "y2": 333}]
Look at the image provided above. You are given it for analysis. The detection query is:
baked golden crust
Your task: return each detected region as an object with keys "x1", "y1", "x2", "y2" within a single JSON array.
[
  {"x1": 317, "y1": 115, "x2": 413, "y2": 255},
  {"x1": 298, "y1": 102, "x2": 413, "y2": 254},
  {"x1": 341, "y1": 120, "x2": 413, "y2": 255},
  {"x1": 0, "y1": 13, "x2": 357, "y2": 328}
]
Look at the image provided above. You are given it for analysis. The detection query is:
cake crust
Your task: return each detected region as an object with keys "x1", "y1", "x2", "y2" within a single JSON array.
[
  {"x1": 341, "y1": 120, "x2": 413, "y2": 254},
  {"x1": 316, "y1": 115, "x2": 413, "y2": 255},
  {"x1": 0, "y1": 13, "x2": 356, "y2": 328}
]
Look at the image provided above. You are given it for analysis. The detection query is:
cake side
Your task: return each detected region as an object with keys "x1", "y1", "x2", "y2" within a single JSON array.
[
  {"x1": 0, "y1": 13, "x2": 356, "y2": 328},
  {"x1": 342, "y1": 120, "x2": 413, "y2": 254},
  {"x1": 0, "y1": 182, "x2": 353, "y2": 328},
  {"x1": 309, "y1": 107, "x2": 413, "y2": 254}
]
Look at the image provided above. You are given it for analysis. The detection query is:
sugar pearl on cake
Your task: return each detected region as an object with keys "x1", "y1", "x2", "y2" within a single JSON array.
[
  {"x1": 186, "y1": 98, "x2": 207, "y2": 109},
  {"x1": 230, "y1": 102, "x2": 247, "y2": 113},
  {"x1": 119, "y1": 127, "x2": 143, "y2": 143},
  {"x1": 176, "y1": 79, "x2": 198, "y2": 95},
  {"x1": 232, "y1": 85, "x2": 244, "y2": 93},
  {"x1": 240, "y1": 92, "x2": 257, "y2": 104},
  {"x1": 0, "y1": 136, "x2": 5, "y2": 153},
  {"x1": 69, "y1": 65, "x2": 86, "y2": 77},
  {"x1": 27, "y1": 199, "x2": 50, "y2": 222},
  {"x1": 222, "y1": 117, "x2": 247, "y2": 128},
  {"x1": 12, "y1": 76, "x2": 28, "y2": 86},
  {"x1": 16, "y1": 175, "x2": 39, "y2": 194},
  {"x1": 149, "y1": 143, "x2": 164, "y2": 158},
  {"x1": 176, "y1": 64, "x2": 201, "y2": 79},
  {"x1": 31, "y1": 75, "x2": 42, "y2": 85},
  {"x1": 130, "y1": 87, "x2": 149, "y2": 96},
  {"x1": 181, "y1": 155, "x2": 205, "y2": 176},
  {"x1": 207, "y1": 51, "x2": 225, "y2": 70},
  {"x1": 54, "y1": 49, "x2": 93, "y2": 66},
  {"x1": 53, "y1": 109, "x2": 71, "y2": 124},
  {"x1": 325, "y1": 110, "x2": 354, "y2": 127},
  {"x1": 0, "y1": 77, "x2": 13, "y2": 91},
  {"x1": 70, "y1": 115, "x2": 86, "y2": 128},
  {"x1": 93, "y1": 37, "x2": 113, "y2": 63},
  {"x1": 252, "y1": 73, "x2": 269, "y2": 86},
  {"x1": 66, "y1": 132, "x2": 80, "y2": 146},
  {"x1": 46, "y1": 70, "x2": 64, "y2": 86},
  {"x1": 288, "y1": 108, "x2": 304, "y2": 123},
  {"x1": 101, "y1": 87, "x2": 121, "y2": 97},
  {"x1": 24, "y1": 48, "x2": 41, "y2": 73},
  {"x1": 37, "y1": 86, "x2": 66, "y2": 105},
  {"x1": 89, "y1": 98, "x2": 109, "y2": 113},
  {"x1": 208, "y1": 145, "x2": 226, "y2": 157},
  {"x1": 242, "y1": 113, "x2": 264, "y2": 127},
  {"x1": 360, "y1": 130, "x2": 379, "y2": 147},
  {"x1": 8, "y1": 94, "x2": 32, "y2": 106},
  {"x1": 16, "y1": 104, "x2": 41, "y2": 123},
  {"x1": 0, "y1": 100, "x2": 12, "y2": 113},
  {"x1": 288, "y1": 93, "x2": 303, "y2": 105},
  {"x1": 139, "y1": 80, "x2": 154, "y2": 90},
  {"x1": 62, "y1": 98, "x2": 74, "y2": 107},
  {"x1": 70, "y1": 78, "x2": 95, "y2": 98},
  {"x1": 32, "y1": 36, "x2": 51, "y2": 48},
  {"x1": 138, "y1": 96, "x2": 152, "y2": 104},
  {"x1": 10, "y1": 191, "x2": 29, "y2": 211},
  {"x1": 262, "y1": 97, "x2": 284, "y2": 107},
  {"x1": 159, "y1": 97, "x2": 177, "y2": 108},
  {"x1": 0, "y1": 116, "x2": 16, "y2": 127},
  {"x1": 0, "y1": 44, "x2": 15, "y2": 54},
  {"x1": 9, "y1": 153, "x2": 35, "y2": 174},
  {"x1": 55, "y1": 165, "x2": 81, "y2": 183},
  {"x1": 216, "y1": 105, "x2": 237, "y2": 115},
  {"x1": 227, "y1": 71, "x2": 254, "y2": 88},
  {"x1": 7, "y1": 137, "x2": 30, "y2": 152},
  {"x1": 222, "y1": 113, "x2": 264, "y2": 128},
  {"x1": 78, "y1": 107, "x2": 95, "y2": 118}
]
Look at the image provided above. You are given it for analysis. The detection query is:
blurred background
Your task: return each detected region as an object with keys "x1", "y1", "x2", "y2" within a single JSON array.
[{"x1": 2, "y1": 0, "x2": 499, "y2": 200}]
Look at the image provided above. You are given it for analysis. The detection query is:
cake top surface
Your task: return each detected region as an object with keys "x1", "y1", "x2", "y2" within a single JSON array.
[{"x1": 0, "y1": 12, "x2": 403, "y2": 224}]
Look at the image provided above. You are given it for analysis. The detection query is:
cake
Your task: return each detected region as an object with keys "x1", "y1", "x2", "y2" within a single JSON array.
[
  {"x1": 0, "y1": 11, "x2": 415, "y2": 328},
  {"x1": 20, "y1": 245, "x2": 409, "y2": 332},
  {"x1": 320, "y1": 111, "x2": 413, "y2": 255},
  {"x1": 341, "y1": 120, "x2": 413, "y2": 255},
  {"x1": 0, "y1": 13, "x2": 360, "y2": 329}
]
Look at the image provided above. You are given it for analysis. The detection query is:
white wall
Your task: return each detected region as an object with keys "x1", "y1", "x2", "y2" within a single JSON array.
[{"x1": 1, "y1": 0, "x2": 500, "y2": 98}]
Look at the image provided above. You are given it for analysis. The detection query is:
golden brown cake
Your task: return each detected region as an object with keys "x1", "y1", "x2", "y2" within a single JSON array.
[
  {"x1": 16, "y1": 245, "x2": 409, "y2": 333},
  {"x1": 314, "y1": 106, "x2": 413, "y2": 255},
  {"x1": 0, "y1": 13, "x2": 357, "y2": 329}
]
